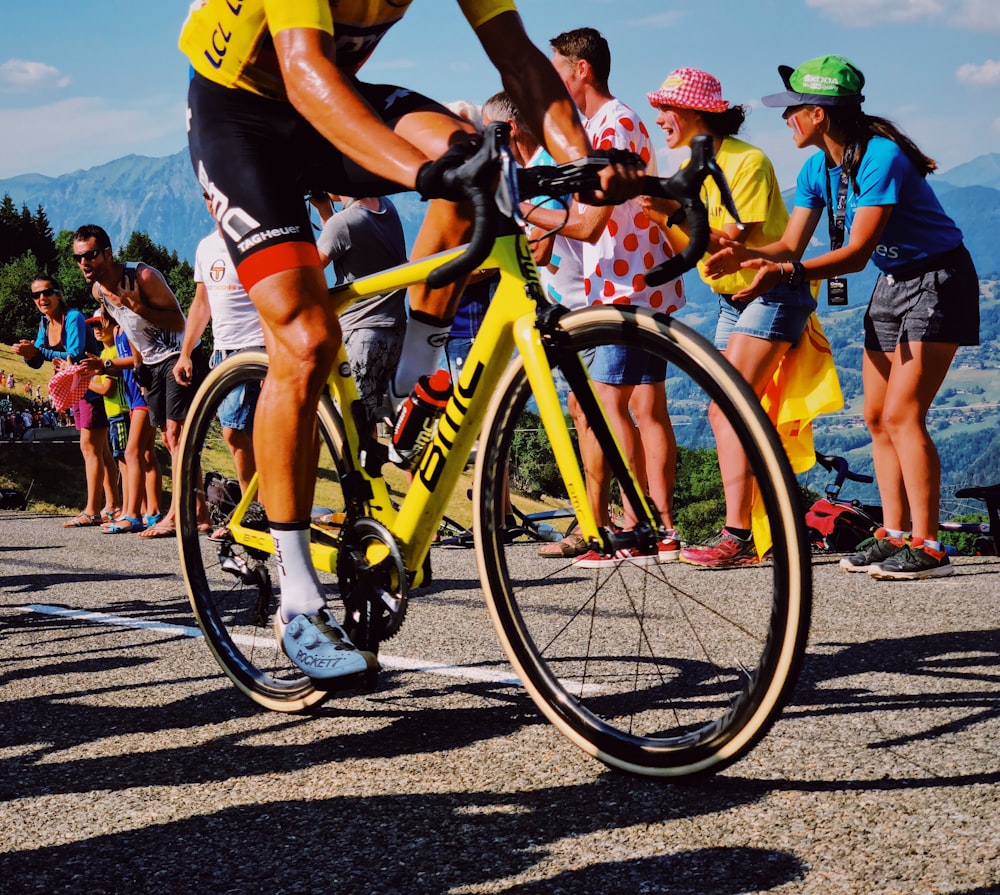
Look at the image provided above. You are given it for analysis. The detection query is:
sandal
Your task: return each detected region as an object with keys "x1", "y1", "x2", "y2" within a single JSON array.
[
  {"x1": 538, "y1": 532, "x2": 588, "y2": 558},
  {"x1": 137, "y1": 521, "x2": 177, "y2": 539},
  {"x1": 101, "y1": 506, "x2": 121, "y2": 524},
  {"x1": 143, "y1": 513, "x2": 163, "y2": 528},
  {"x1": 101, "y1": 515, "x2": 145, "y2": 534},
  {"x1": 63, "y1": 512, "x2": 101, "y2": 528}
]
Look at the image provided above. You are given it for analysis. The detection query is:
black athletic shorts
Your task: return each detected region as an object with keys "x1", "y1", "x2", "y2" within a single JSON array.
[
  {"x1": 144, "y1": 347, "x2": 209, "y2": 429},
  {"x1": 187, "y1": 73, "x2": 450, "y2": 290}
]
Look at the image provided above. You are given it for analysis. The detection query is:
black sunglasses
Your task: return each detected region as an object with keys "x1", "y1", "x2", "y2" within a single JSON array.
[
  {"x1": 73, "y1": 247, "x2": 106, "y2": 263},
  {"x1": 31, "y1": 287, "x2": 59, "y2": 298}
]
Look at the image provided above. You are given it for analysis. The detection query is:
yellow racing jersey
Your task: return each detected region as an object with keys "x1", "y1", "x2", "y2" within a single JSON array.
[{"x1": 179, "y1": 0, "x2": 517, "y2": 100}]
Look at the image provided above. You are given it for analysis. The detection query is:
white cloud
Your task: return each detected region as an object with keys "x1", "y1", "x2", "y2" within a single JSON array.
[
  {"x1": 952, "y1": 0, "x2": 1000, "y2": 29},
  {"x1": 805, "y1": 0, "x2": 1000, "y2": 29},
  {"x1": 957, "y1": 59, "x2": 1000, "y2": 85},
  {"x1": 805, "y1": 0, "x2": 944, "y2": 27},
  {"x1": 0, "y1": 96, "x2": 186, "y2": 179},
  {"x1": 0, "y1": 59, "x2": 71, "y2": 93}
]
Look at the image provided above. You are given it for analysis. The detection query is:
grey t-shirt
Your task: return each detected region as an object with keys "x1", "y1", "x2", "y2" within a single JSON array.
[{"x1": 317, "y1": 197, "x2": 407, "y2": 332}]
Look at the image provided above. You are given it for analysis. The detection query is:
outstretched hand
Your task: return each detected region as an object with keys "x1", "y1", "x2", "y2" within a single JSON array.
[
  {"x1": 728, "y1": 258, "x2": 784, "y2": 302},
  {"x1": 703, "y1": 237, "x2": 748, "y2": 280}
]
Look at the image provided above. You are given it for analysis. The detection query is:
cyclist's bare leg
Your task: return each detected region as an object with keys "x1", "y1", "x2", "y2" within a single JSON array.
[
  {"x1": 629, "y1": 381, "x2": 676, "y2": 530},
  {"x1": 250, "y1": 264, "x2": 337, "y2": 525},
  {"x1": 863, "y1": 349, "x2": 909, "y2": 532},
  {"x1": 711, "y1": 334, "x2": 791, "y2": 529},
  {"x1": 868, "y1": 342, "x2": 958, "y2": 542}
]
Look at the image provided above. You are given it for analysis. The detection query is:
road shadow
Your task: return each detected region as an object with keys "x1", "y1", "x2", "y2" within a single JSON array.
[{"x1": 0, "y1": 787, "x2": 807, "y2": 895}]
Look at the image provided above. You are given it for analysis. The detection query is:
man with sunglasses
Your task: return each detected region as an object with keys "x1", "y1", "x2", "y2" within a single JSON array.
[{"x1": 73, "y1": 224, "x2": 208, "y2": 539}]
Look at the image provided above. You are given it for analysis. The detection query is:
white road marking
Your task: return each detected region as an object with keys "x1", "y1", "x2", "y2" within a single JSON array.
[{"x1": 22, "y1": 603, "x2": 528, "y2": 688}]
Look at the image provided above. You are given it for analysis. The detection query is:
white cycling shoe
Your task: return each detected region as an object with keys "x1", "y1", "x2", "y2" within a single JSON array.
[{"x1": 275, "y1": 608, "x2": 378, "y2": 681}]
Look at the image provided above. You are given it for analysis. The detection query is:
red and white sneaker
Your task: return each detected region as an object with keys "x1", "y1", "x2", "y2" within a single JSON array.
[
  {"x1": 573, "y1": 546, "x2": 659, "y2": 569},
  {"x1": 657, "y1": 530, "x2": 681, "y2": 564}
]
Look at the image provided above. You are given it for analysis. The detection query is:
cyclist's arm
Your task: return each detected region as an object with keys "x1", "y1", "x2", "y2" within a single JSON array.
[
  {"x1": 275, "y1": 28, "x2": 433, "y2": 190},
  {"x1": 474, "y1": 14, "x2": 586, "y2": 166},
  {"x1": 475, "y1": 12, "x2": 641, "y2": 203}
]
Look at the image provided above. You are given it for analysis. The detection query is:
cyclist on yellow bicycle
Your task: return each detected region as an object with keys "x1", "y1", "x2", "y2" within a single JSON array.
[{"x1": 179, "y1": 1, "x2": 646, "y2": 681}]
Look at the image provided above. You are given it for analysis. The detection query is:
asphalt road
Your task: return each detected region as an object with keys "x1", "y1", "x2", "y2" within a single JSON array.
[{"x1": 1, "y1": 512, "x2": 998, "y2": 895}]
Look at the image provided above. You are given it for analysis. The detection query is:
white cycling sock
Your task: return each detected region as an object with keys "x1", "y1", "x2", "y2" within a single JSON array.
[
  {"x1": 271, "y1": 523, "x2": 325, "y2": 622},
  {"x1": 391, "y1": 313, "x2": 450, "y2": 401}
]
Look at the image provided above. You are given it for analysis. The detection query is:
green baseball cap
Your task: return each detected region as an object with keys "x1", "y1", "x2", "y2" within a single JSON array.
[{"x1": 761, "y1": 55, "x2": 865, "y2": 107}]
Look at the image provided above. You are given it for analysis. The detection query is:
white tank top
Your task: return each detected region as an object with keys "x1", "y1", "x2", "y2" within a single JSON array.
[{"x1": 98, "y1": 262, "x2": 186, "y2": 366}]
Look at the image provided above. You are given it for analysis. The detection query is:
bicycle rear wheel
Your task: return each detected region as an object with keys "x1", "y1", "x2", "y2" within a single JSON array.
[
  {"x1": 475, "y1": 306, "x2": 811, "y2": 777},
  {"x1": 177, "y1": 351, "x2": 352, "y2": 712}
]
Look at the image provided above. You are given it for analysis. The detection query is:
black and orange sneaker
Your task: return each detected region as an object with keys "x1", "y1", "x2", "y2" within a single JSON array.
[
  {"x1": 868, "y1": 542, "x2": 954, "y2": 580},
  {"x1": 838, "y1": 528, "x2": 906, "y2": 573}
]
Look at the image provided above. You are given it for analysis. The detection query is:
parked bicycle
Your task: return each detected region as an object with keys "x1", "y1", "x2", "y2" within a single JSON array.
[
  {"x1": 177, "y1": 126, "x2": 812, "y2": 779},
  {"x1": 806, "y1": 451, "x2": 997, "y2": 556}
]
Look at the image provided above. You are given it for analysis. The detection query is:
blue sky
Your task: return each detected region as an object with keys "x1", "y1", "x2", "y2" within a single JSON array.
[{"x1": 1, "y1": 0, "x2": 998, "y2": 189}]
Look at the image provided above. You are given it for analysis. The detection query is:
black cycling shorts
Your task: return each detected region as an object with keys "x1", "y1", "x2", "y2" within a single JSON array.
[{"x1": 187, "y1": 73, "x2": 448, "y2": 290}]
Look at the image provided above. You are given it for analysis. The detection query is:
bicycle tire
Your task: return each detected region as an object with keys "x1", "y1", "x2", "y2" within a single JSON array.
[
  {"x1": 474, "y1": 306, "x2": 812, "y2": 778},
  {"x1": 178, "y1": 351, "x2": 353, "y2": 712}
]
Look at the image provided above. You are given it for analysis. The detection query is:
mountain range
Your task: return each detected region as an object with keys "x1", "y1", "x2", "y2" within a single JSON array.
[{"x1": 1, "y1": 151, "x2": 999, "y2": 279}]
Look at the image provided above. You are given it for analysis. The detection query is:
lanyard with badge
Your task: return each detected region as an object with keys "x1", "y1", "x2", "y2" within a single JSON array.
[{"x1": 823, "y1": 144, "x2": 855, "y2": 306}]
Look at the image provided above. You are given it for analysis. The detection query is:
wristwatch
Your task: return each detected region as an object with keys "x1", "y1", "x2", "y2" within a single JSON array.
[
  {"x1": 786, "y1": 261, "x2": 806, "y2": 289},
  {"x1": 103, "y1": 358, "x2": 114, "y2": 373}
]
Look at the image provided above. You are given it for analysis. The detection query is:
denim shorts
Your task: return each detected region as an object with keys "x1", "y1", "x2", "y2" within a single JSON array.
[
  {"x1": 444, "y1": 336, "x2": 474, "y2": 383},
  {"x1": 588, "y1": 343, "x2": 667, "y2": 386},
  {"x1": 713, "y1": 281, "x2": 816, "y2": 350},
  {"x1": 211, "y1": 348, "x2": 264, "y2": 431},
  {"x1": 864, "y1": 245, "x2": 979, "y2": 351}
]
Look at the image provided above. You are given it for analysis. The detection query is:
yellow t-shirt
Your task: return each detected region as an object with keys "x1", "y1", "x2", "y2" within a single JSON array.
[
  {"x1": 696, "y1": 136, "x2": 789, "y2": 296},
  {"x1": 180, "y1": 0, "x2": 517, "y2": 100},
  {"x1": 97, "y1": 346, "x2": 128, "y2": 418}
]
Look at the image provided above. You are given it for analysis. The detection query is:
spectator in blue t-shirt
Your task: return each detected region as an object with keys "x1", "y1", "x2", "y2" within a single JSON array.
[{"x1": 705, "y1": 55, "x2": 980, "y2": 581}]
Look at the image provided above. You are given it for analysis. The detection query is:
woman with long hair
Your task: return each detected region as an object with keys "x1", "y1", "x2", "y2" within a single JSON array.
[
  {"x1": 13, "y1": 275, "x2": 120, "y2": 526},
  {"x1": 706, "y1": 55, "x2": 979, "y2": 579}
]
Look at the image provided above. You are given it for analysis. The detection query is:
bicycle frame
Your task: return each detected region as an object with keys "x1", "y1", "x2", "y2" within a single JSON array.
[{"x1": 220, "y1": 227, "x2": 655, "y2": 581}]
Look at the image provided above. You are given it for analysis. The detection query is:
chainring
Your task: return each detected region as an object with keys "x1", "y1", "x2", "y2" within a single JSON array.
[{"x1": 337, "y1": 516, "x2": 409, "y2": 643}]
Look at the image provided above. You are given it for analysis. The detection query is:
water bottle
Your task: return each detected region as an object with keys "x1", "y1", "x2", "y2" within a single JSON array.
[
  {"x1": 389, "y1": 369, "x2": 452, "y2": 469},
  {"x1": 536, "y1": 523, "x2": 563, "y2": 542}
]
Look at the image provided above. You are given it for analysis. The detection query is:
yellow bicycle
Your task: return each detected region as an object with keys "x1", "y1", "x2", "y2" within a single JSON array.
[{"x1": 177, "y1": 128, "x2": 811, "y2": 778}]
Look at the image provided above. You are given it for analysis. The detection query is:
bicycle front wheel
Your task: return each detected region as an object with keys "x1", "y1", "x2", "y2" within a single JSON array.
[
  {"x1": 475, "y1": 306, "x2": 811, "y2": 777},
  {"x1": 177, "y1": 351, "x2": 352, "y2": 712}
]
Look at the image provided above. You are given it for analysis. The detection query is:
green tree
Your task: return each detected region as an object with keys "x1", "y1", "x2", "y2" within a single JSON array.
[
  {"x1": 120, "y1": 231, "x2": 175, "y2": 273},
  {"x1": 0, "y1": 253, "x2": 47, "y2": 344},
  {"x1": 168, "y1": 259, "x2": 196, "y2": 313}
]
